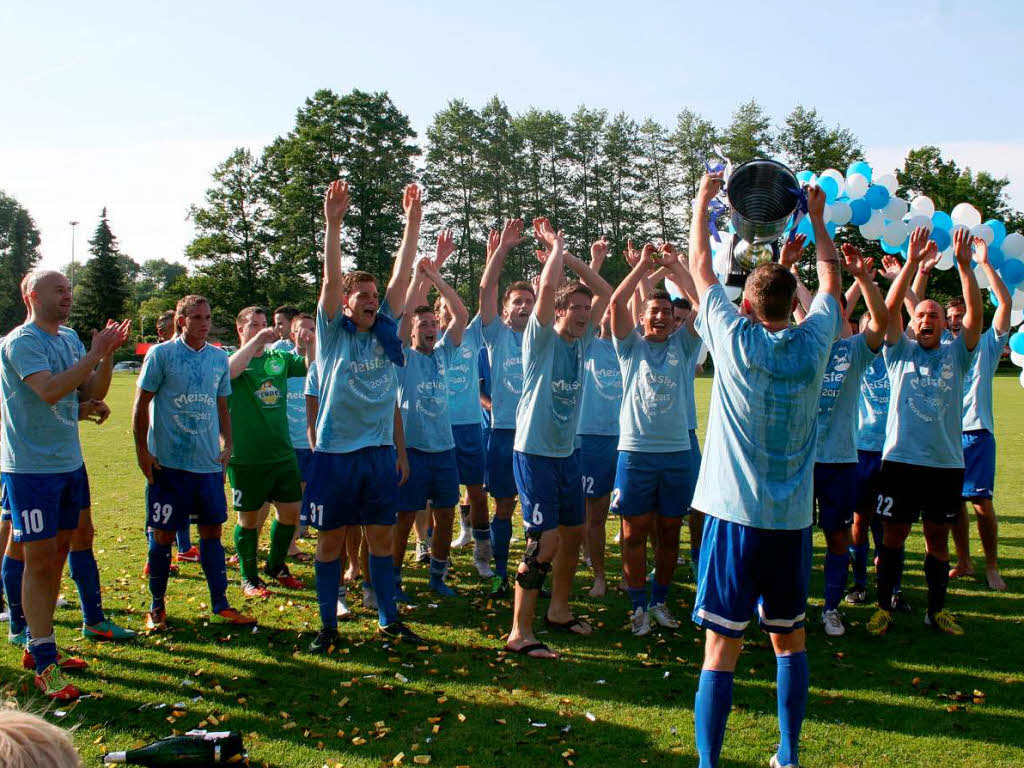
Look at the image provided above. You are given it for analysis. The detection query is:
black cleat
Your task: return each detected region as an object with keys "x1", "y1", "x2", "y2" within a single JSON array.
[
  {"x1": 379, "y1": 621, "x2": 424, "y2": 645},
  {"x1": 309, "y1": 627, "x2": 338, "y2": 655},
  {"x1": 891, "y1": 590, "x2": 911, "y2": 614}
]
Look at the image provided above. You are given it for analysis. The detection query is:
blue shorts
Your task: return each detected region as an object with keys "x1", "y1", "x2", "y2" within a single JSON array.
[
  {"x1": 146, "y1": 467, "x2": 227, "y2": 531},
  {"x1": 962, "y1": 429, "x2": 996, "y2": 500},
  {"x1": 485, "y1": 428, "x2": 517, "y2": 500},
  {"x1": 855, "y1": 450, "x2": 883, "y2": 511},
  {"x1": 513, "y1": 450, "x2": 585, "y2": 532},
  {"x1": 294, "y1": 448, "x2": 314, "y2": 485},
  {"x1": 813, "y1": 462, "x2": 858, "y2": 532},
  {"x1": 302, "y1": 446, "x2": 398, "y2": 529},
  {"x1": 692, "y1": 516, "x2": 812, "y2": 638},
  {"x1": 688, "y1": 429, "x2": 702, "y2": 478},
  {"x1": 577, "y1": 434, "x2": 618, "y2": 498},
  {"x1": 0, "y1": 478, "x2": 8, "y2": 521},
  {"x1": 398, "y1": 448, "x2": 460, "y2": 511},
  {"x1": 452, "y1": 423, "x2": 485, "y2": 487},
  {"x1": 2, "y1": 466, "x2": 90, "y2": 543},
  {"x1": 610, "y1": 450, "x2": 695, "y2": 518}
]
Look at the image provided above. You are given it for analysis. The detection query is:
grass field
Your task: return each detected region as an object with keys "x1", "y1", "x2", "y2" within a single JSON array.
[{"x1": 2, "y1": 373, "x2": 1023, "y2": 767}]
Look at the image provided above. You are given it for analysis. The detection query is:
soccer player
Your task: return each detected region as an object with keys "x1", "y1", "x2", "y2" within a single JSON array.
[
  {"x1": 286, "y1": 313, "x2": 316, "y2": 561},
  {"x1": 226, "y1": 306, "x2": 310, "y2": 597},
  {"x1": 1, "y1": 269, "x2": 131, "y2": 700},
  {"x1": 609, "y1": 243, "x2": 702, "y2": 635},
  {"x1": 133, "y1": 294, "x2": 255, "y2": 632},
  {"x1": 868, "y1": 226, "x2": 982, "y2": 637},
  {"x1": 503, "y1": 219, "x2": 610, "y2": 659},
  {"x1": 304, "y1": 179, "x2": 420, "y2": 653},
  {"x1": 479, "y1": 218, "x2": 530, "y2": 597},
  {"x1": 155, "y1": 310, "x2": 176, "y2": 343},
  {"x1": 269, "y1": 305, "x2": 300, "y2": 351},
  {"x1": 688, "y1": 176, "x2": 842, "y2": 768},
  {"x1": 393, "y1": 238, "x2": 469, "y2": 597}
]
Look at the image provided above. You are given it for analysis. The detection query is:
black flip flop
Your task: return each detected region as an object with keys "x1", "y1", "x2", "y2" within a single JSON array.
[
  {"x1": 544, "y1": 615, "x2": 592, "y2": 635},
  {"x1": 503, "y1": 642, "x2": 555, "y2": 658}
]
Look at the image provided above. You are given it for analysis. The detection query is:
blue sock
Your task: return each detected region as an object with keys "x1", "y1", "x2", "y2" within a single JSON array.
[
  {"x1": 490, "y1": 517, "x2": 513, "y2": 578},
  {"x1": 199, "y1": 538, "x2": 229, "y2": 614},
  {"x1": 651, "y1": 581, "x2": 669, "y2": 606},
  {"x1": 472, "y1": 527, "x2": 490, "y2": 543},
  {"x1": 776, "y1": 652, "x2": 808, "y2": 767},
  {"x1": 369, "y1": 554, "x2": 398, "y2": 626},
  {"x1": 28, "y1": 635, "x2": 58, "y2": 674},
  {"x1": 147, "y1": 539, "x2": 172, "y2": 611},
  {"x1": 2, "y1": 556, "x2": 26, "y2": 634},
  {"x1": 823, "y1": 551, "x2": 849, "y2": 611},
  {"x1": 429, "y1": 556, "x2": 446, "y2": 580},
  {"x1": 314, "y1": 558, "x2": 341, "y2": 630},
  {"x1": 850, "y1": 542, "x2": 869, "y2": 590},
  {"x1": 176, "y1": 524, "x2": 192, "y2": 552},
  {"x1": 68, "y1": 549, "x2": 105, "y2": 626},
  {"x1": 695, "y1": 669, "x2": 733, "y2": 767},
  {"x1": 627, "y1": 587, "x2": 647, "y2": 612}
]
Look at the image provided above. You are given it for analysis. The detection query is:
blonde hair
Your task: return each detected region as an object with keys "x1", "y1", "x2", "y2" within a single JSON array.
[{"x1": 0, "y1": 708, "x2": 82, "y2": 767}]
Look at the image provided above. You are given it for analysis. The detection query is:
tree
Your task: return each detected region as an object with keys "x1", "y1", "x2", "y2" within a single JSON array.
[
  {"x1": 722, "y1": 99, "x2": 775, "y2": 165},
  {"x1": 565, "y1": 106, "x2": 608, "y2": 251},
  {"x1": 72, "y1": 208, "x2": 130, "y2": 340},
  {"x1": 0, "y1": 191, "x2": 41, "y2": 333},
  {"x1": 777, "y1": 105, "x2": 863, "y2": 173},
  {"x1": 597, "y1": 113, "x2": 646, "y2": 285},
  {"x1": 670, "y1": 109, "x2": 719, "y2": 242},
  {"x1": 639, "y1": 118, "x2": 681, "y2": 244}
]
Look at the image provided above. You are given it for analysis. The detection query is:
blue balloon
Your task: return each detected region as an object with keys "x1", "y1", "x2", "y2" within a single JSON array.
[
  {"x1": 826, "y1": 221, "x2": 837, "y2": 237},
  {"x1": 1010, "y1": 331, "x2": 1024, "y2": 355},
  {"x1": 931, "y1": 211, "x2": 953, "y2": 231},
  {"x1": 846, "y1": 161, "x2": 872, "y2": 181},
  {"x1": 987, "y1": 245, "x2": 1005, "y2": 269},
  {"x1": 865, "y1": 184, "x2": 890, "y2": 210},
  {"x1": 849, "y1": 199, "x2": 871, "y2": 226},
  {"x1": 1001, "y1": 258, "x2": 1024, "y2": 284},
  {"x1": 930, "y1": 227, "x2": 951, "y2": 251},
  {"x1": 985, "y1": 219, "x2": 1007, "y2": 246},
  {"x1": 900, "y1": 238, "x2": 910, "y2": 255},
  {"x1": 796, "y1": 170, "x2": 815, "y2": 185},
  {"x1": 819, "y1": 176, "x2": 839, "y2": 203},
  {"x1": 882, "y1": 239, "x2": 902, "y2": 254}
]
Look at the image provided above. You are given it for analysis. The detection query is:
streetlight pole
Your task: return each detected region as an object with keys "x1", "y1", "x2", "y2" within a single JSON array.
[{"x1": 69, "y1": 220, "x2": 79, "y2": 289}]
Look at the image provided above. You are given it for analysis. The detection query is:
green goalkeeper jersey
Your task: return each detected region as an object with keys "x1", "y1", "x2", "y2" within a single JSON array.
[{"x1": 228, "y1": 349, "x2": 307, "y2": 465}]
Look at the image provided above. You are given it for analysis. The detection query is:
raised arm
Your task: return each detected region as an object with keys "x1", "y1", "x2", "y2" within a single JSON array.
[
  {"x1": 319, "y1": 180, "x2": 351, "y2": 322},
  {"x1": 807, "y1": 186, "x2": 841, "y2": 305},
  {"x1": 611, "y1": 244, "x2": 656, "y2": 340},
  {"x1": 421, "y1": 241, "x2": 468, "y2": 346},
  {"x1": 841, "y1": 244, "x2": 887, "y2": 351},
  {"x1": 80, "y1": 319, "x2": 131, "y2": 400},
  {"x1": 398, "y1": 265, "x2": 430, "y2": 346},
  {"x1": 565, "y1": 236, "x2": 613, "y2": 323},
  {"x1": 885, "y1": 227, "x2": 930, "y2": 344},
  {"x1": 24, "y1": 323, "x2": 126, "y2": 406},
  {"x1": 973, "y1": 237, "x2": 1012, "y2": 336},
  {"x1": 532, "y1": 217, "x2": 566, "y2": 326},
  {"x1": 479, "y1": 219, "x2": 525, "y2": 325},
  {"x1": 779, "y1": 233, "x2": 811, "y2": 322},
  {"x1": 660, "y1": 244, "x2": 700, "y2": 306},
  {"x1": 688, "y1": 173, "x2": 724, "y2": 300},
  {"x1": 385, "y1": 184, "x2": 422, "y2": 317},
  {"x1": 954, "y1": 227, "x2": 983, "y2": 351},
  {"x1": 228, "y1": 327, "x2": 280, "y2": 379}
]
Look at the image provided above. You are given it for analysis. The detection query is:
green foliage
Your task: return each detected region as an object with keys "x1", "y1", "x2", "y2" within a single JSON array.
[
  {"x1": 70, "y1": 208, "x2": 130, "y2": 341},
  {"x1": 0, "y1": 191, "x2": 41, "y2": 333},
  {"x1": 777, "y1": 105, "x2": 863, "y2": 173},
  {"x1": 722, "y1": 98, "x2": 776, "y2": 165}
]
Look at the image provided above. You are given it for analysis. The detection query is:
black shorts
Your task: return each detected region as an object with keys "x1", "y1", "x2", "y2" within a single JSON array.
[{"x1": 876, "y1": 461, "x2": 963, "y2": 525}]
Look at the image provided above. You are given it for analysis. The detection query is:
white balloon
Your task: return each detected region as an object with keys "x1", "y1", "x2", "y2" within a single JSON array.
[
  {"x1": 1011, "y1": 309, "x2": 1024, "y2": 329},
  {"x1": 936, "y1": 248, "x2": 955, "y2": 271},
  {"x1": 724, "y1": 284, "x2": 742, "y2": 302},
  {"x1": 1012, "y1": 289, "x2": 1024, "y2": 311},
  {"x1": 1002, "y1": 232, "x2": 1024, "y2": 258},
  {"x1": 975, "y1": 265, "x2": 990, "y2": 289},
  {"x1": 712, "y1": 243, "x2": 730, "y2": 276},
  {"x1": 829, "y1": 201, "x2": 852, "y2": 226},
  {"x1": 883, "y1": 196, "x2": 909, "y2": 222},
  {"x1": 875, "y1": 173, "x2": 898, "y2": 195},
  {"x1": 859, "y1": 210, "x2": 885, "y2": 240},
  {"x1": 845, "y1": 174, "x2": 869, "y2": 199},
  {"x1": 910, "y1": 195, "x2": 935, "y2": 217},
  {"x1": 697, "y1": 344, "x2": 709, "y2": 367},
  {"x1": 1011, "y1": 348, "x2": 1024, "y2": 365},
  {"x1": 906, "y1": 215, "x2": 933, "y2": 233},
  {"x1": 970, "y1": 223, "x2": 995, "y2": 245},
  {"x1": 882, "y1": 221, "x2": 909, "y2": 247},
  {"x1": 951, "y1": 202, "x2": 982, "y2": 228}
]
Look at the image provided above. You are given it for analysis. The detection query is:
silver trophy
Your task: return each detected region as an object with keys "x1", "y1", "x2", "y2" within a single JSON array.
[{"x1": 720, "y1": 158, "x2": 802, "y2": 287}]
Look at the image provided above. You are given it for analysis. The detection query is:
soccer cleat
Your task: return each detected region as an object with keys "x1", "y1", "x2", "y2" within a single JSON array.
[
  {"x1": 336, "y1": 597, "x2": 354, "y2": 621},
  {"x1": 867, "y1": 608, "x2": 893, "y2": 636},
  {"x1": 176, "y1": 546, "x2": 201, "y2": 563},
  {"x1": 844, "y1": 588, "x2": 867, "y2": 605},
  {"x1": 379, "y1": 621, "x2": 424, "y2": 645},
  {"x1": 769, "y1": 755, "x2": 798, "y2": 768},
  {"x1": 212, "y1": 608, "x2": 257, "y2": 625},
  {"x1": 649, "y1": 602, "x2": 681, "y2": 629},
  {"x1": 891, "y1": 590, "x2": 911, "y2": 614},
  {"x1": 266, "y1": 564, "x2": 304, "y2": 590},
  {"x1": 821, "y1": 609, "x2": 846, "y2": 637},
  {"x1": 415, "y1": 540, "x2": 431, "y2": 564},
  {"x1": 8, "y1": 629, "x2": 27, "y2": 647},
  {"x1": 361, "y1": 584, "x2": 378, "y2": 611},
  {"x1": 473, "y1": 540, "x2": 495, "y2": 578},
  {"x1": 82, "y1": 620, "x2": 137, "y2": 642},
  {"x1": 35, "y1": 664, "x2": 81, "y2": 701},
  {"x1": 309, "y1": 627, "x2": 338, "y2": 655},
  {"x1": 22, "y1": 648, "x2": 88, "y2": 671},
  {"x1": 242, "y1": 579, "x2": 273, "y2": 599},
  {"x1": 0, "y1": 609, "x2": 8, "y2": 623},
  {"x1": 925, "y1": 610, "x2": 964, "y2": 636},
  {"x1": 489, "y1": 575, "x2": 510, "y2": 598},
  {"x1": 145, "y1": 608, "x2": 168, "y2": 631},
  {"x1": 630, "y1": 606, "x2": 651, "y2": 637},
  {"x1": 452, "y1": 512, "x2": 472, "y2": 549}
]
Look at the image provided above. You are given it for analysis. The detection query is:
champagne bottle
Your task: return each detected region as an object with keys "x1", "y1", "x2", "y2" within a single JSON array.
[{"x1": 103, "y1": 731, "x2": 247, "y2": 765}]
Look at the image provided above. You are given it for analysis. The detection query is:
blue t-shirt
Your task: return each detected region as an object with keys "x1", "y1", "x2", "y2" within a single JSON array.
[
  {"x1": 479, "y1": 345, "x2": 491, "y2": 430},
  {"x1": 614, "y1": 326, "x2": 701, "y2": 453},
  {"x1": 137, "y1": 337, "x2": 232, "y2": 473},
  {"x1": 397, "y1": 337, "x2": 458, "y2": 452},
  {"x1": 268, "y1": 339, "x2": 295, "y2": 352},
  {"x1": 881, "y1": 333, "x2": 975, "y2": 468},
  {"x1": 962, "y1": 327, "x2": 1008, "y2": 433},
  {"x1": 304, "y1": 360, "x2": 319, "y2": 397},
  {"x1": 815, "y1": 334, "x2": 877, "y2": 464},
  {"x1": 444, "y1": 315, "x2": 485, "y2": 427},
  {"x1": 856, "y1": 356, "x2": 890, "y2": 453},
  {"x1": 0, "y1": 324, "x2": 86, "y2": 473},
  {"x1": 481, "y1": 318, "x2": 524, "y2": 430},
  {"x1": 576, "y1": 337, "x2": 623, "y2": 437},
  {"x1": 314, "y1": 302, "x2": 399, "y2": 453},
  {"x1": 286, "y1": 370, "x2": 309, "y2": 449},
  {"x1": 514, "y1": 314, "x2": 595, "y2": 458},
  {"x1": 692, "y1": 284, "x2": 840, "y2": 530}
]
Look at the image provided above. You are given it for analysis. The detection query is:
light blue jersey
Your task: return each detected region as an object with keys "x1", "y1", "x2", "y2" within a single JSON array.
[
  {"x1": 0, "y1": 324, "x2": 86, "y2": 473},
  {"x1": 137, "y1": 337, "x2": 232, "y2": 473},
  {"x1": 962, "y1": 327, "x2": 1008, "y2": 433},
  {"x1": 397, "y1": 337, "x2": 458, "y2": 452},
  {"x1": 614, "y1": 326, "x2": 701, "y2": 452},
  {"x1": 576, "y1": 337, "x2": 622, "y2": 437},
  {"x1": 514, "y1": 314, "x2": 594, "y2": 458},
  {"x1": 692, "y1": 284, "x2": 840, "y2": 530},
  {"x1": 881, "y1": 333, "x2": 975, "y2": 468},
  {"x1": 816, "y1": 334, "x2": 877, "y2": 464},
  {"x1": 481, "y1": 318, "x2": 524, "y2": 430},
  {"x1": 268, "y1": 338, "x2": 295, "y2": 352},
  {"x1": 856, "y1": 356, "x2": 889, "y2": 452},
  {"x1": 287, "y1": 370, "x2": 309, "y2": 448},
  {"x1": 304, "y1": 360, "x2": 319, "y2": 397},
  {"x1": 444, "y1": 315, "x2": 485, "y2": 426},
  {"x1": 314, "y1": 302, "x2": 399, "y2": 453}
]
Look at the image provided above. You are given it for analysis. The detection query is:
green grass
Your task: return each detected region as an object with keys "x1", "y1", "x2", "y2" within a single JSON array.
[{"x1": 3, "y1": 373, "x2": 1024, "y2": 767}]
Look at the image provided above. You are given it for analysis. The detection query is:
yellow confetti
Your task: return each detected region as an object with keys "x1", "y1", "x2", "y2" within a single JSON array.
[
  {"x1": 457, "y1": 713, "x2": 466, "y2": 722},
  {"x1": 413, "y1": 757, "x2": 431, "y2": 765},
  {"x1": 352, "y1": 736, "x2": 367, "y2": 745},
  {"x1": 392, "y1": 753, "x2": 405, "y2": 766}
]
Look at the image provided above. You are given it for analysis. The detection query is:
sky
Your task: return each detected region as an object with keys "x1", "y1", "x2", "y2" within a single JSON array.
[{"x1": 2, "y1": 0, "x2": 1023, "y2": 270}]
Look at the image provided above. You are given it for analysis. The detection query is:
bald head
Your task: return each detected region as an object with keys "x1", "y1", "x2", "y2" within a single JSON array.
[
  {"x1": 22, "y1": 270, "x2": 73, "y2": 324},
  {"x1": 22, "y1": 269, "x2": 66, "y2": 297},
  {"x1": 912, "y1": 298, "x2": 946, "y2": 349}
]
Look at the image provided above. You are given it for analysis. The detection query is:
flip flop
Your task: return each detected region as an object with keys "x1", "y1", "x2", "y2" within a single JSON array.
[
  {"x1": 544, "y1": 615, "x2": 592, "y2": 635},
  {"x1": 503, "y1": 642, "x2": 556, "y2": 658}
]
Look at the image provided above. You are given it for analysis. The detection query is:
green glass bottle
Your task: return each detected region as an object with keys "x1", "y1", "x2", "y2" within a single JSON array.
[{"x1": 103, "y1": 731, "x2": 247, "y2": 765}]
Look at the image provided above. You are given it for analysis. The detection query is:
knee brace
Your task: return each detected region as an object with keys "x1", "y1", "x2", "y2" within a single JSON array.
[{"x1": 515, "y1": 533, "x2": 551, "y2": 590}]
